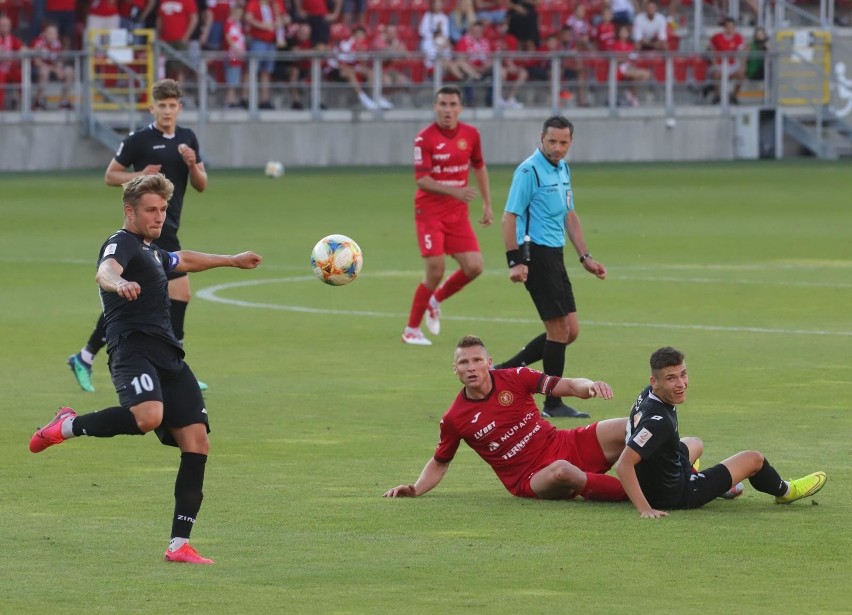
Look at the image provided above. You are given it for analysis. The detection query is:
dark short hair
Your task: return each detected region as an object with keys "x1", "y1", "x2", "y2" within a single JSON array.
[
  {"x1": 650, "y1": 346, "x2": 685, "y2": 372},
  {"x1": 151, "y1": 78, "x2": 182, "y2": 102},
  {"x1": 456, "y1": 335, "x2": 486, "y2": 351},
  {"x1": 435, "y1": 85, "x2": 463, "y2": 102},
  {"x1": 542, "y1": 115, "x2": 574, "y2": 137}
]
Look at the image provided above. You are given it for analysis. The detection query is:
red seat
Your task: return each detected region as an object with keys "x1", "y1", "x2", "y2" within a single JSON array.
[
  {"x1": 673, "y1": 56, "x2": 690, "y2": 82},
  {"x1": 692, "y1": 56, "x2": 709, "y2": 82}
]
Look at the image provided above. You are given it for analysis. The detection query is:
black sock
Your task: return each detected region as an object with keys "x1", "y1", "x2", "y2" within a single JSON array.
[
  {"x1": 747, "y1": 458, "x2": 788, "y2": 496},
  {"x1": 542, "y1": 339, "x2": 568, "y2": 409},
  {"x1": 170, "y1": 300, "x2": 188, "y2": 343},
  {"x1": 71, "y1": 407, "x2": 144, "y2": 437},
  {"x1": 85, "y1": 313, "x2": 108, "y2": 356},
  {"x1": 496, "y1": 333, "x2": 547, "y2": 369},
  {"x1": 171, "y1": 452, "x2": 207, "y2": 539}
]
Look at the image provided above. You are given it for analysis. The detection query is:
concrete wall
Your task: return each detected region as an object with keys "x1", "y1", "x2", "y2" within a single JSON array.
[{"x1": 0, "y1": 108, "x2": 743, "y2": 172}]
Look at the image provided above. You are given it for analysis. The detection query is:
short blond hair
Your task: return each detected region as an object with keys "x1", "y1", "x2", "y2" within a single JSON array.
[{"x1": 122, "y1": 173, "x2": 174, "y2": 208}]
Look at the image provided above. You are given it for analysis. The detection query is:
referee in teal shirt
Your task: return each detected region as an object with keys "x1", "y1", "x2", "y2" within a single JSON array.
[{"x1": 495, "y1": 116, "x2": 607, "y2": 418}]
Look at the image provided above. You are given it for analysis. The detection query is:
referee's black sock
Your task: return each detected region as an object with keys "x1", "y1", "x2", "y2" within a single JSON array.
[
  {"x1": 71, "y1": 407, "x2": 144, "y2": 437},
  {"x1": 542, "y1": 339, "x2": 568, "y2": 409},
  {"x1": 171, "y1": 452, "x2": 207, "y2": 539},
  {"x1": 495, "y1": 333, "x2": 547, "y2": 369},
  {"x1": 170, "y1": 299, "x2": 188, "y2": 343},
  {"x1": 747, "y1": 458, "x2": 788, "y2": 497}
]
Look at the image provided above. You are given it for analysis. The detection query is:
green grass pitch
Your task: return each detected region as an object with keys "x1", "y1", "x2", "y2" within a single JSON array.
[{"x1": 1, "y1": 161, "x2": 850, "y2": 613}]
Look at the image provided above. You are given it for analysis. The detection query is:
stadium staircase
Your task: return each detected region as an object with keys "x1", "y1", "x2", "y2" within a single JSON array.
[{"x1": 83, "y1": 28, "x2": 156, "y2": 152}]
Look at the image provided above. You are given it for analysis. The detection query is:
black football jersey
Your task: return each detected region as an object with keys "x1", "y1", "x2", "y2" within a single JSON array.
[
  {"x1": 626, "y1": 385, "x2": 692, "y2": 508},
  {"x1": 113, "y1": 124, "x2": 201, "y2": 237},
  {"x1": 97, "y1": 229, "x2": 182, "y2": 352}
]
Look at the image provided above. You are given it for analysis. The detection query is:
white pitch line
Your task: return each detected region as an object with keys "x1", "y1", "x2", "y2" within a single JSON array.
[{"x1": 195, "y1": 277, "x2": 852, "y2": 338}]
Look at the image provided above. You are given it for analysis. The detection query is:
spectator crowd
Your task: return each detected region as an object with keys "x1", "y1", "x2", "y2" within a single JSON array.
[{"x1": 0, "y1": 0, "x2": 768, "y2": 110}]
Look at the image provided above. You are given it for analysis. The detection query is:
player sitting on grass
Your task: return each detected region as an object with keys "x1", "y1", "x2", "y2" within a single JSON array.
[
  {"x1": 384, "y1": 335, "x2": 628, "y2": 501},
  {"x1": 616, "y1": 346, "x2": 827, "y2": 518}
]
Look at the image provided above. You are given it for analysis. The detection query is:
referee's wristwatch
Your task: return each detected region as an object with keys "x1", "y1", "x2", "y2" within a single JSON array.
[{"x1": 579, "y1": 253, "x2": 592, "y2": 263}]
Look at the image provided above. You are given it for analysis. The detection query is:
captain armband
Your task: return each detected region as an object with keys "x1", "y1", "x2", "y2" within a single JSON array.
[{"x1": 167, "y1": 252, "x2": 180, "y2": 272}]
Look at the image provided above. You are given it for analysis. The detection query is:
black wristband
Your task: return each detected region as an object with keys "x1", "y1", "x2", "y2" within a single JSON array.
[
  {"x1": 579, "y1": 253, "x2": 591, "y2": 263},
  {"x1": 506, "y1": 249, "x2": 524, "y2": 268}
]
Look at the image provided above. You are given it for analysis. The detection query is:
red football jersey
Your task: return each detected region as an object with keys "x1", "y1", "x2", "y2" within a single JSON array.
[
  {"x1": 710, "y1": 31, "x2": 744, "y2": 64},
  {"x1": 434, "y1": 368, "x2": 561, "y2": 493},
  {"x1": 413, "y1": 121, "x2": 484, "y2": 217}
]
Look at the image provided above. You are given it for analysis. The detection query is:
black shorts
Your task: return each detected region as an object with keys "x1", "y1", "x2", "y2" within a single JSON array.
[
  {"x1": 108, "y1": 333, "x2": 208, "y2": 447},
  {"x1": 306, "y1": 15, "x2": 331, "y2": 46},
  {"x1": 681, "y1": 463, "x2": 734, "y2": 509},
  {"x1": 524, "y1": 243, "x2": 576, "y2": 321},
  {"x1": 153, "y1": 229, "x2": 187, "y2": 281}
]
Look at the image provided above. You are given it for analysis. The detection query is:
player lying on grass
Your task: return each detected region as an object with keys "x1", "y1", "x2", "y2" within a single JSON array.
[
  {"x1": 384, "y1": 335, "x2": 628, "y2": 501},
  {"x1": 616, "y1": 346, "x2": 827, "y2": 518}
]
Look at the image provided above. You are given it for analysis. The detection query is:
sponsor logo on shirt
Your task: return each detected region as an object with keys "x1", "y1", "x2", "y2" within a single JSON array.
[
  {"x1": 488, "y1": 441, "x2": 499, "y2": 451},
  {"x1": 632, "y1": 427, "x2": 653, "y2": 447},
  {"x1": 414, "y1": 146, "x2": 422, "y2": 163},
  {"x1": 633, "y1": 412, "x2": 642, "y2": 427},
  {"x1": 103, "y1": 243, "x2": 117, "y2": 257},
  {"x1": 473, "y1": 421, "x2": 496, "y2": 440},
  {"x1": 433, "y1": 153, "x2": 451, "y2": 161},
  {"x1": 471, "y1": 411, "x2": 482, "y2": 423},
  {"x1": 153, "y1": 145, "x2": 166, "y2": 149},
  {"x1": 435, "y1": 143, "x2": 446, "y2": 150}
]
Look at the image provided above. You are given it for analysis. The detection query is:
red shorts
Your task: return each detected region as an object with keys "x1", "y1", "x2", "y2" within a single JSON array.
[
  {"x1": 511, "y1": 422, "x2": 611, "y2": 499},
  {"x1": 415, "y1": 208, "x2": 480, "y2": 257}
]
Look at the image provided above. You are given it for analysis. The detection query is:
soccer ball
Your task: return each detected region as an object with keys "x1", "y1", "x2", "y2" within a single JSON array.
[
  {"x1": 310, "y1": 234, "x2": 363, "y2": 286},
  {"x1": 265, "y1": 161, "x2": 284, "y2": 177}
]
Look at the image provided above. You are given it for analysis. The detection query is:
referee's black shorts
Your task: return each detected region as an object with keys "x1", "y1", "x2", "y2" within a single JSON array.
[
  {"x1": 524, "y1": 243, "x2": 577, "y2": 321},
  {"x1": 108, "y1": 332, "x2": 209, "y2": 447},
  {"x1": 154, "y1": 227, "x2": 187, "y2": 281}
]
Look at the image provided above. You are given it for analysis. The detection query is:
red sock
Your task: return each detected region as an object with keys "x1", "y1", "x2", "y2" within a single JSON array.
[
  {"x1": 407, "y1": 283, "x2": 433, "y2": 328},
  {"x1": 433, "y1": 270, "x2": 473, "y2": 303},
  {"x1": 579, "y1": 473, "x2": 628, "y2": 502}
]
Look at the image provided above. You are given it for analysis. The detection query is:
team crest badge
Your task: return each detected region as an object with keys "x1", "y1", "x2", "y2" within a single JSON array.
[
  {"x1": 498, "y1": 391, "x2": 513, "y2": 406},
  {"x1": 457, "y1": 138, "x2": 468, "y2": 151}
]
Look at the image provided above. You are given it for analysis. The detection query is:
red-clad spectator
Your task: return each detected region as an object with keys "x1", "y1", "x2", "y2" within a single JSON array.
[
  {"x1": 326, "y1": 24, "x2": 392, "y2": 110},
  {"x1": 45, "y1": 0, "x2": 76, "y2": 49},
  {"x1": 293, "y1": 0, "x2": 342, "y2": 51},
  {"x1": 244, "y1": 0, "x2": 287, "y2": 109},
  {"x1": 492, "y1": 20, "x2": 527, "y2": 107},
  {"x1": 0, "y1": 15, "x2": 25, "y2": 110},
  {"x1": 369, "y1": 23, "x2": 411, "y2": 89},
  {"x1": 455, "y1": 20, "x2": 524, "y2": 108},
  {"x1": 118, "y1": 0, "x2": 157, "y2": 32},
  {"x1": 282, "y1": 21, "x2": 313, "y2": 109},
  {"x1": 565, "y1": 3, "x2": 592, "y2": 51},
  {"x1": 707, "y1": 17, "x2": 745, "y2": 103},
  {"x1": 611, "y1": 23, "x2": 650, "y2": 106},
  {"x1": 87, "y1": 0, "x2": 121, "y2": 33},
  {"x1": 593, "y1": 7, "x2": 617, "y2": 51},
  {"x1": 157, "y1": 0, "x2": 198, "y2": 80},
  {"x1": 222, "y1": 3, "x2": 245, "y2": 107},
  {"x1": 202, "y1": 0, "x2": 230, "y2": 49},
  {"x1": 32, "y1": 22, "x2": 75, "y2": 108}
]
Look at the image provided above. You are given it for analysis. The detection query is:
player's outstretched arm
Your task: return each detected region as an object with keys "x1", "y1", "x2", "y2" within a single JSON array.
[
  {"x1": 615, "y1": 448, "x2": 669, "y2": 519},
  {"x1": 383, "y1": 458, "x2": 450, "y2": 498},
  {"x1": 550, "y1": 377, "x2": 613, "y2": 400},
  {"x1": 174, "y1": 250, "x2": 262, "y2": 273}
]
